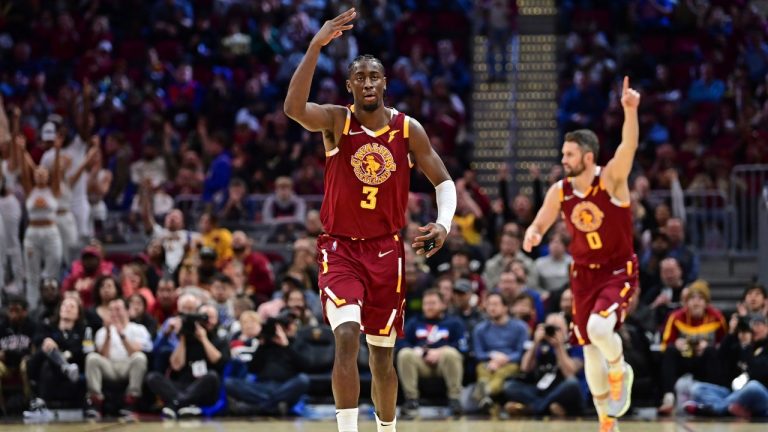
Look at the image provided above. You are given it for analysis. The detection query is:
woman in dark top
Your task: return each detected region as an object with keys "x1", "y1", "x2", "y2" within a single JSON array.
[
  {"x1": 84, "y1": 275, "x2": 122, "y2": 330},
  {"x1": 27, "y1": 297, "x2": 86, "y2": 406},
  {"x1": 128, "y1": 293, "x2": 158, "y2": 338}
]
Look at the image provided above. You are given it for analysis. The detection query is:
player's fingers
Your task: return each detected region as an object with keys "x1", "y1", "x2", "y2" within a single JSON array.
[
  {"x1": 411, "y1": 241, "x2": 424, "y2": 248},
  {"x1": 339, "y1": 24, "x2": 354, "y2": 31},
  {"x1": 414, "y1": 232, "x2": 436, "y2": 242},
  {"x1": 418, "y1": 225, "x2": 430, "y2": 232},
  {"x1": 623, "y1": 76, "x2": 629, "y2": 92}
]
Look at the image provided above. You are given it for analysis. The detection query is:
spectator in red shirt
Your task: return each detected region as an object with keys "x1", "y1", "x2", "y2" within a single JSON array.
[
  {"x1": 224, "y1": 231, "x2": 275, "y2": 306},
  {"x1": 658, "y1": 279, "x2": 727, "y2": 415},
  {"x1": 61, "y1": 245, "x2": 115, "y2": 308}
]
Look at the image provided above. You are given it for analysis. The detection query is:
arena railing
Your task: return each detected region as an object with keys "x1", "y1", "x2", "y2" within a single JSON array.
[
  {"x1": 647, "y1": 189, "x2": 732, "y2": 255},
  {"x1": 729, "y1": 164, "x2": 768, "y2": 257}
]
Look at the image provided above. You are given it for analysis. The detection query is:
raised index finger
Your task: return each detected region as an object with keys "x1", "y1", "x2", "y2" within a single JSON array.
[{"x1": 623, "y1": 76, "x2": 629, "y2": 93}]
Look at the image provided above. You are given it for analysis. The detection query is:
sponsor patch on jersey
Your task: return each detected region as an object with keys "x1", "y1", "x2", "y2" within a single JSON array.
[
  {"x1": 570, "y1": 201, "x2": 605, "y2": 232},
  {"x1": 350, "y1": 143, "x2": 397, "y2": 185}
]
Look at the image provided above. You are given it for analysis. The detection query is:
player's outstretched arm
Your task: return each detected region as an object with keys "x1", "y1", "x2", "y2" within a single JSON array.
[
  {"x1": 283, "y1": 8, "x2": 356, "y2": 132},
  {"x1": 523, "y1": 183, "x2": 562, "y2": 253},
  {"x1": 408, "y1": 118, "x2": 455, "y2": 258},
  {"x1": 604, "y1": 76, "x2": 640, "y2": 186}
]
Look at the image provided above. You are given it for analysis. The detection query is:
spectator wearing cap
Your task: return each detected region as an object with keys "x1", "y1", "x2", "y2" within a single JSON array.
[
  {"x1": 658, "y1": 280, "x2": 727, "y2": 415},
  {"x1": 685, "y1": 313, "x2": 768, "y2": 418},
  {"x1": 472, "y1": 292, "x2": 529, "y2": 410},
  {"x1": 225, "y1": 231, "x2": 275, "y2": 306},
  {"x1": 449, "y1": 277, "x2": 483, "y2": 356},
  {"x1": 198, "y1": 211, "x2": 232, "y2": 268},
  {"x1": 262, "y1": 176, "x2": 306, "y2": 224},
  {"x1": 61, "y1": 245, "x2": 115, "y2": 309}
]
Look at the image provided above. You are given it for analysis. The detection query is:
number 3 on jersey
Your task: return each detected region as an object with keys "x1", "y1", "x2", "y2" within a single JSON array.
[
  {"x1": 586, "y1": 231, "x2": 603, "y2": 249},
  {"x1": 360, "y1": 186, "x2": 378, "y2": 209}
]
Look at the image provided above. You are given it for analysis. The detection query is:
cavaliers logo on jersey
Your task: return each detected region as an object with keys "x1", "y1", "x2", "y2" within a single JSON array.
[
  {"x1": 570, "y1": 201, "x2": 605, "y2": 233},
  {"x1": 351, "y1": 143, "x2": 397, "y2": 185}
]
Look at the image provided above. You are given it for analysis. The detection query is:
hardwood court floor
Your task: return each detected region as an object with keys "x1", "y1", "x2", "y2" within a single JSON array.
[{"x1": 2, "y1": 419, "x2": 767, "y2": 432}]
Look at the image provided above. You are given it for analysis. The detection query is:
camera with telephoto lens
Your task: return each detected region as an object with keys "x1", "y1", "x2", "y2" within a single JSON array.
[
  {"x1": 261, "y1": 309, "x2": 298, "y2": 341},
  {"x1": 180, "y1": 312, "x2": 209, "y2": 335},
  {"x1": 544, "y1": 324, "x2": 558, "y2": 338}
]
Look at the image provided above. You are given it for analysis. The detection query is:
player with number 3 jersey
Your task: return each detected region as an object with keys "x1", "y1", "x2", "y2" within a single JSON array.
[{"x1": 283, "y1": 8, "x2": 457, "y2": 432}]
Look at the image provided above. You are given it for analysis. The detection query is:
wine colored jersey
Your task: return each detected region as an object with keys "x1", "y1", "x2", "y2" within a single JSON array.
[
  {"x1": 560, "y1": 166, "x2": 634, "y2": 266},
  {"x1": 320, "y1": 106, "x2": 413, "y2": 238}
]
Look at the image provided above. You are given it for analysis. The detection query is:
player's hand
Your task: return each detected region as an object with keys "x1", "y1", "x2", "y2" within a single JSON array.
[
  {"x1": 412, "y1": 222, "x2": 447, "y2": 258},
  {"x1": 620, "y1": 76, "x2": 640, "y2": 110},
  {"x1": 522, "y1": 227, "x2": 542, "y2": 253},
  {"x1": 311, "y1": 8, "x2": 356, "y2": 48}
]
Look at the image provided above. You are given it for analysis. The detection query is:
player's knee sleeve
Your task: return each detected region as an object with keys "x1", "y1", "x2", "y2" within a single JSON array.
[
  {"x1": 586, "y1": 313, "x2": 617, "y2": 343},
  {"x1": 325, "y1": 300, "x2": 361, "y2": 331}
]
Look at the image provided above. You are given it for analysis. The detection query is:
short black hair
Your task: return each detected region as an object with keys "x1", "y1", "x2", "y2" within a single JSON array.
[
  {"x1": 7, "y1": 295, "x2": 28, "y2": 310},
  {"x1": 743, "y1": 283, "x2": 767, "y2": 301},
  {"x1": 564, "y1": 129, "x2": 600, "y2": 158},
  {"x1": 486, "y1": 291, "x2": 508, "y2": 307},
  {"x1": 214, "y1": 273, "x2": 234, "y2": 286},
  {"x1": 347, "y1": 54, "x2": 385, "y2": 76}
]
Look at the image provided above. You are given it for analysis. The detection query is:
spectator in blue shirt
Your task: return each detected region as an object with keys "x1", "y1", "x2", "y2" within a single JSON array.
[
  {"x1": 688, "y1": 63, "x2": 726, "y2": 104},
  {"x1": 472, "y1": 292, "x2": 529, "y2": 411},
  {"x1": 202, "y1": 131, "x2": 232, "y2": 203},
  {"x1": 397, "y1": 289, "x2": 466, "y2": 418}
]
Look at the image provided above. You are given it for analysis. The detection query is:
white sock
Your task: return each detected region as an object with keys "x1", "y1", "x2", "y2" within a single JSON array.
[
  {"x1": 583, "y1": 345, "x2": 609, "y2": 396},
  {"x1": 336, "y1": 408, "x2": 359, "y2": 432},
  {"x1": 375, "y1": 412, "x2": 396, "y2": 432},
  {"x1": 593, "y1": 396, "x2": 609, "y2": 419}
]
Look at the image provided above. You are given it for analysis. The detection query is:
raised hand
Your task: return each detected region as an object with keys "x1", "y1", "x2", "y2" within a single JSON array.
[
  {"x1": 620, "y1": 76, "x2": 640, "y2": 110},
  {"x1": 311, "y1": 8, "x2": 356, "y2": 48}
]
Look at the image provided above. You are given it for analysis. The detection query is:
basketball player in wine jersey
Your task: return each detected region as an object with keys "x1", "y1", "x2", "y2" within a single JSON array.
[
  {"x1": 523, "y1": 77, "x2": 641, "y2": 432},
  {"x1": 284, "y1": 8, "x2": 456, "y2": 432}
]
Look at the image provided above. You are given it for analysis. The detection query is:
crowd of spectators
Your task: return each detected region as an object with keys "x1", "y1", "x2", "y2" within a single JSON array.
[
  {"x1": 558, "y1": 0, "x2": 768, "y2": 197},
  {"x1": 1, "y1": 0, "x2": 767, "y2": 423}
]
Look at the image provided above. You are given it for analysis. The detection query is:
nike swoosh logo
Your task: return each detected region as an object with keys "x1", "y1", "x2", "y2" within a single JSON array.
[
  {"x1": 564, "y1": 195, "x2": 574, "y2": 200},
  {"x1": 378, "y1": 250, "x2": 394, "y2": 258},
  {"x1": 349, "y1": 130, "x2": 365, "y2": 135},
  {"x1": 613, "y1": 268, "x2": 626, "y2": 275}
]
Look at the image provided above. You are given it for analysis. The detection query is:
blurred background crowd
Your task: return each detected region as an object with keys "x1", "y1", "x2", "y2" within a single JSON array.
[{"x1": 0, "y1": 0, "x2": 766, "y2": 423}]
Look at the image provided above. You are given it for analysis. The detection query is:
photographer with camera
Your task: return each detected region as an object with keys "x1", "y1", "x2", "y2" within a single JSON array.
[
  {"x1": 146, "y1": 301, "x2": 229, "y2": 419},
  {"x1": 684, "y1": 314, "x2": 768, "y2": 418},
  {"x1": 501, "y1": 313, "x2": 586, "y2": 417},
  {"x1": 225, "y1": 309, "x2": 309, "y2": 416}
]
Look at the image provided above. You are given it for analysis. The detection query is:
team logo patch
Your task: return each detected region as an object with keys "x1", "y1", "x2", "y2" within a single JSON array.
[
  {"x1": 571, "y1": 201, "x2": 604, "y2": 232},
  {"x1": 351, "y1": 143, "x2": 397, "y2": 185}
]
